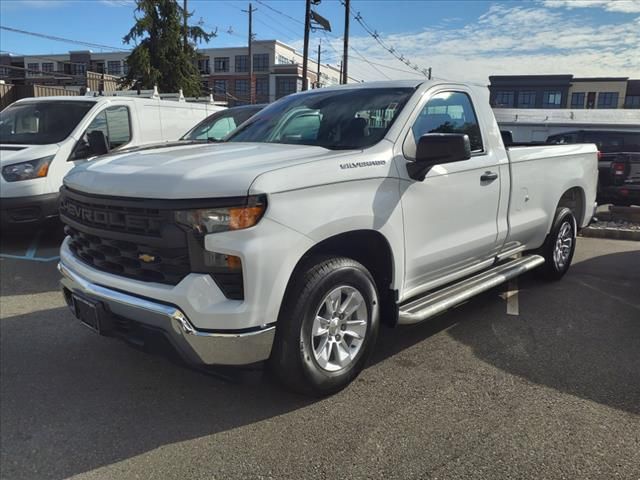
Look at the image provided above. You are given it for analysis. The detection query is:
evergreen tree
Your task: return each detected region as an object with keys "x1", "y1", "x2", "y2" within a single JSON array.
[{"x1": 122, "y1": 0, "x2": 214, "y2": 96}]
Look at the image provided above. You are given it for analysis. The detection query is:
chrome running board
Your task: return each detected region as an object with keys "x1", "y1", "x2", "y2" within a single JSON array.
[{"x1": 398, "y1": 255, "x2": 545, "y2": 325}]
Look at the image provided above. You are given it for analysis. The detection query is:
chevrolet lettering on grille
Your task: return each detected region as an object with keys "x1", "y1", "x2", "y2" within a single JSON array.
[{"x1": 60, "y1": 198, "x2": 161, "y2": 233}]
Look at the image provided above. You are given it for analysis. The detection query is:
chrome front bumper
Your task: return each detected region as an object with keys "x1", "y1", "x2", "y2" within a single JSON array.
[{"x1": 58, "y1": 261, "x2": 275, "y2": 366}]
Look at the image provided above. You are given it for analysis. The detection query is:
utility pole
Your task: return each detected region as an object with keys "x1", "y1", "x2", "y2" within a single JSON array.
[
  {"x1": 316, "y1": 39, "x2": 321, "y2": 88},
  {"x1": 243, "y1": 3, "x2": 257, "y2": 103},
  {"x1": 183, "y1": 0, "x2": 188, "y2": 52},
  {"x1": 342, "y1": 0, "x2": 349, "y2": 84},
  {"x1": 428, "y1": 67, "x2": 432, "y2": 80},
  {"x1": 302, "y1": 0, "x2": 311, "y2": 91}
]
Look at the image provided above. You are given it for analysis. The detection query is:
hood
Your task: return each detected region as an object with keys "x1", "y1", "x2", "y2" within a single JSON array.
[
  {"x1": 0, "y1": 143, "x2": 60, "y2": 165},
  {"x1": 64, "y1": 142, "x2": 352, "y2": 199}
]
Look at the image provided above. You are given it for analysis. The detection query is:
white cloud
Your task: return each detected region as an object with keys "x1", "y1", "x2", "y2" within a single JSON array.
[
  {"x1": 543, "y1": 0, "x2": 640, "y2": 14},
  {"x1": 332, "y1": 3, "x2": 640, "y2": 83}
]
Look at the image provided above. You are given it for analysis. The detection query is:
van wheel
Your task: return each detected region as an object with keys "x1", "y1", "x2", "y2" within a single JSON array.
[
  {"x1": 536, "y1": 207, "x2": 577, "y2": 280},
  {"x1": 269, "y1": 256, "x2": 380, "y2": 396}
]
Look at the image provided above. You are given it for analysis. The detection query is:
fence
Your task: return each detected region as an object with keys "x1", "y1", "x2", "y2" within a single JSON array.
[
  {"x1": 0, "y1": 83, "x2": 81, "y2": 110},
  {"x1": 86, "y1": 71, "x2": 119, "y2": 93}
]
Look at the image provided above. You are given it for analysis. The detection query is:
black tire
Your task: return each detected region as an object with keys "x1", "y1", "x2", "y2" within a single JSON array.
[
  {"x1": 268, "y1": 256, "x2": 380, "y2": 396},
  {"x1": 535, "y1": 207, "x2": 577, "y2": 280}
]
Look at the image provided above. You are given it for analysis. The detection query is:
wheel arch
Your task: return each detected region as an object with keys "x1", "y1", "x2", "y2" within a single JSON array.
[
  {"x1": 556, "y1": 186, "x2": 586, "y2": 229},
  {"x1": 281, "y1": 229, "x2": 399, "y2": 327}
]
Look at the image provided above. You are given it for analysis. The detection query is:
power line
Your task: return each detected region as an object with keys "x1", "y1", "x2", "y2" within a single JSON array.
[
  {"x1": 344, "y1": 2, "x2": 431, "y2": 78},
  {"x1": 255, "y1": 0, "x2": 304, "y2": 25},
  {"x1": 0, "y1": 25, "x2": 128, "y2": 52}
]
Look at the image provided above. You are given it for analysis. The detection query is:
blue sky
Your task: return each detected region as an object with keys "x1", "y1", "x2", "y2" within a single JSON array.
[{"x1": 1, "y1": 0, "x2": 639, "y2": 82}]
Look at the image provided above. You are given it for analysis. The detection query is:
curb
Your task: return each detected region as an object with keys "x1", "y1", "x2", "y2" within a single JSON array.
[{"x1": 580, "y1": 227, "x2": 640, "y2": 241}]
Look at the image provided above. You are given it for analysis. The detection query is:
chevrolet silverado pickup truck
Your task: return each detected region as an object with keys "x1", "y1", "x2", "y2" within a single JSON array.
[{"x1": 58, "y1": 80, "x2": 598, "y2": 395}]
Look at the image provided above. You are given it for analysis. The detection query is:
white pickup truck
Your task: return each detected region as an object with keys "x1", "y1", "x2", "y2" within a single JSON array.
[{"x1": 58, "y1": 80, "x2": 598, "y2": 395}]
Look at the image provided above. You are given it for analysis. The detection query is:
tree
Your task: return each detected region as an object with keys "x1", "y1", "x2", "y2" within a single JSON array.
[{"x1": 122, "y1": 0, "x2": 214, "y2": 96}]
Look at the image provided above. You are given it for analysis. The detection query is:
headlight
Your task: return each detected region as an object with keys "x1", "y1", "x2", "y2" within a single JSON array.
[
  {"x1": 2, "y1": 156, "x2": 54, "y2": 182},
  {"x1": 175, "y1": 196, "x2": 267, "y2": 234}
]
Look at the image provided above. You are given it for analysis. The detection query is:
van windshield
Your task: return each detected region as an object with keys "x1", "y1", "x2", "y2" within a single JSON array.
[
  {"x1": 226, "y1": 87, "x2": 415, "y2": 150},
  {"x1": 0, "y1": 101, "x2": 96, "y2": 145}
]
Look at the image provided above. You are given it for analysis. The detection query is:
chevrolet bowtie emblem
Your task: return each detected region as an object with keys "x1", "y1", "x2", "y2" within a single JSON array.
[{"x1": 138, "y1": 253, "x2": 156, "y2": 263}]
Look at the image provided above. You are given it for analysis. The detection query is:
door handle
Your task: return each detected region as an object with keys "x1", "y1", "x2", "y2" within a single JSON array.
[{"x1": 481, "y1": 171, "x2": 498, "y2": 182}]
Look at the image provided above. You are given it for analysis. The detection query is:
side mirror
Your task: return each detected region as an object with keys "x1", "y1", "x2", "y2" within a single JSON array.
[
  {"x1": 87, "y1": 130, "x2": 110, "y2": 157},
  {"x1": 407, "y1": 133, "x2": 471, "y2": 181}
]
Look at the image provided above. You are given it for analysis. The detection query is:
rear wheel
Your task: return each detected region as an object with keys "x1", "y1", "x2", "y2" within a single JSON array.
[
  {"x1": 536, "y1": 207, "x2": 577, "y2": 280},
  {"x1": 269, "y1": 256, "x2": 380, "y2": 396}
]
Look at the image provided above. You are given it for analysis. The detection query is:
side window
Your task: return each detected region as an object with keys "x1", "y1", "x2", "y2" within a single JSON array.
[
  {"x1": 85, "y1": 106, "x2": 131, "y2": 150},
  {"x1": 73, "y1": 106, "x2": 131, "y2": 159},
  {"x1": 104, "y1": 106, "x2": 131, "y2": 148},
  {"x1": 207, "y1": 117, "x2": 237, "y2": 141},
  {"x1": 412, "y1": 91, "x2": 484, "y2": 153}
]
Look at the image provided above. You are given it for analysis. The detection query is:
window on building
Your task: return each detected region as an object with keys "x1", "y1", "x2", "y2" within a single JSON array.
[
  {"x1": 107, "y1": 61, "x2": 122, "y2": 75},
  {"x1": 235, "y1": 55, "x2": 248, "y2": 73},
  {"x1": 493, "y1": 91, "x2": 514, "y2": 108},
  {"x1": 255, "y1": 77, "x2": 269, "y2": 97},
  {"x1": 27, "y1": 63, "x2": 40, "y2": 75},
  {"x1": 72, "y1": 63, "x2": 87, "y2": 75},
  {"x1": 122, "y1": 61, "x2": 129, "y2": 75},
  {"x1": 253, "y1": 53, "x2": 269, "y2": 72},
  {"x1": 624, "y1": 95, "x2": 640, "y2": 109},
  {"x1": 235, "y1": 79, "x2": 250, "y2": 102},
  {"x1": 0, "y1": 66, "x2": 10, "y2": 76},
  {"x1": 276, "y1": 77, "x2": 299, "y2": 99},
  {"x1": 276, "y1": 54, "x2": 294, "y2": 65},
  {"x1": 571, "y1": 92, "x2": 585, "y2": 109},
  {"x1": 412, "y1": 91, "x2": 484, "y2": 153},
  {"x1": 214, "y1": 57, "x2": 229, "y2": 72},
  {"x1": 517, "y1": 91, "x2": 536, "y2": 108},
  {"x1": 597, "y1": 92, "x2": 619, "y2": 109},
  {"x1": 542, "y1": 91, "x2": 562, "y2": 108},
  {"x1": 41, "y1": 62, "x2": 54, "y2": 73},
  {"x1": 213, "y1": 79, "x2": 227, "y2": 97},
  {"x1": 197, "y1": 58, "x2": 210, "y2": 74}
]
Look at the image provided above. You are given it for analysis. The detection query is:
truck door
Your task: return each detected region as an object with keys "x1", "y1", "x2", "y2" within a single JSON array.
[{"x1": 399, "y1": 89, "x2": 504, "y2": 297}]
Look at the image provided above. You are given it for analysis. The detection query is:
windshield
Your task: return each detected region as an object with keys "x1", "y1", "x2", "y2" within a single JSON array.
[
  {"x1": 0, "y1": 101, "x2": 96, "y2": 145},
  {"x1": 183, "y1": 106, "x2": 264, "y2": 142},
  {"x1": 227, "y1": 87, "x2": 415, "y2": 149}
]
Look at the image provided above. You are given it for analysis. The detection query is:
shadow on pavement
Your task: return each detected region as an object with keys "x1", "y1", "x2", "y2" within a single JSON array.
[
  {"x1": 446, "y1": 250, "x2": 640, "y2": 415},
  {"x1": 1, "y1": 249, "x2": 639, "y2": 479},
  {"x1": 0, "y1": 306, "x2": 312, "y2": 480}
]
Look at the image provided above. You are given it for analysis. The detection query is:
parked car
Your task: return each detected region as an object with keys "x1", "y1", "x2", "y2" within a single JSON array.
[
  {"x1": 58, "y1": 80, "x2": 598, "y2": 395},
  {"x1": 547, "y1": 130, "x2": 640, "y2": 206},
  {"x1": 182, "y1": 104, "x2": 266, "y2": 142},
  {"x1": 0, "y1": 96, "x2": 222, "y2": 227}
]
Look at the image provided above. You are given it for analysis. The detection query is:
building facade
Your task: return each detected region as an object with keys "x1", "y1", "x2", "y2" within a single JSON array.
[
  {"x1": 0, "y1": 40, "x2": 343, "y2": 105},
  {"x1": 489, "y1": 75, "x2": 640, "y2": 109}
]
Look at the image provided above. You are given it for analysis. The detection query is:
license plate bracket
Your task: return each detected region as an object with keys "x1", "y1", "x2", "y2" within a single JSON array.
[{"x1": 71, "y1": 294, "x2": 109, "y2": 334}]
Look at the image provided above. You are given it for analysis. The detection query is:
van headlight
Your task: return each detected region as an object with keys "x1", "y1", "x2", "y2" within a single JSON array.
[
  {"x1": 175, "y1": 195, "x2": 267, "y2": 234},
  {"x1": 2, "y1": 156, "x2": 54, "y2": 182}
]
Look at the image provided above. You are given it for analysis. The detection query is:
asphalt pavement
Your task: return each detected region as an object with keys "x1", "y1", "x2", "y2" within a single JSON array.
[{"x1": 1, "y1": 229, "x2": 639, "y2": 480}]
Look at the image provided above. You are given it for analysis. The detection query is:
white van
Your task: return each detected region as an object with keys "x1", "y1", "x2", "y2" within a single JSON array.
[{"x1": 0, "y1": 96, "x2": 222, "y2": 227}]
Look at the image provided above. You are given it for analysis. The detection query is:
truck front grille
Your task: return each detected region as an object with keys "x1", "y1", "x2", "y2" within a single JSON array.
[
  {"x1": 59, "y1": 187, "x2": 245, "y2": 299},
  {"x1": 65, "y1": 226, "x2": 191, "y2": 285}
]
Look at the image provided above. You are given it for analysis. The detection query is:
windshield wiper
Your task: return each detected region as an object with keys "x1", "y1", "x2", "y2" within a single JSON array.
[{"x1": 207, "y1": 137, "x2": 222, "y2": 143}]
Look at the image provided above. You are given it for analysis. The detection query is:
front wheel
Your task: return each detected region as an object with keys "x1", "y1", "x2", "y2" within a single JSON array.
[
  {"x1": 536, "y1": 207, "x2": 577, "y2": 280},
  {"x1": 268, "y1": 256, "x2": 380, "y2": 396}
]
